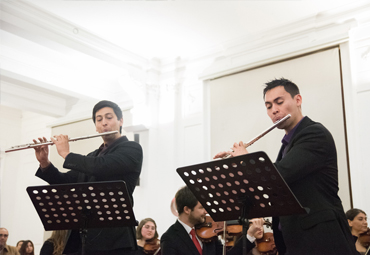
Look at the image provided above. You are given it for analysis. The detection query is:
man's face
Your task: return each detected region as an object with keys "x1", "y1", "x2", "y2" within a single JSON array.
[
  {"x1": 0, "y1": 229, "x2": 9, "y2": 248},
  {"x1": 188, "y1": 202, "x2": 207, "y2": 226},
  {"x1": 95, "y1": 107, "x2": 123, "y2": 140},
  {"x1": 264, "y1": 86, "x2": 302, "y2": 133}
]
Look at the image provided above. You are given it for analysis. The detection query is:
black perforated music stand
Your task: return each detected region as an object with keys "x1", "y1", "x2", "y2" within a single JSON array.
[
  {"x1": 177, "y1": 151, "x2": 306, "y2": 254},
  {"x1": 27, "y1": 181, "x2": 137, "y2": 255}
]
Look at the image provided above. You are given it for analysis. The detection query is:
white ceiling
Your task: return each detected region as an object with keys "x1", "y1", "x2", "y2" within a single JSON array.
[{"x1": 29, "y1": 0, "x2": 360, "y2": 59}]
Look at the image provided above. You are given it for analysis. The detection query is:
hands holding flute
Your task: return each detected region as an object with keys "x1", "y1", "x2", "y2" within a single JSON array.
[
  {"x1": 213, "y1": 141, "x2": 249, "y2": 160},
  {"x1": 33, "y1": 134, "x2": 70, "y2": 169}
]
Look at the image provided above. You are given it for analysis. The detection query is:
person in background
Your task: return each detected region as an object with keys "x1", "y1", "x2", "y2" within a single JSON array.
[
  {"x1": 19, "y1": 240, "x2": 34, "y2": 255},
  {"x1": 160, "y1": 186, "x2": 264, "y2": 255},
  {"x1": 0, "y1": 228, "x2": 19, "y2": 255},
  {"x1": 16, "y1": 241, "x2": 23, "y2": 252},
  {"x1": 40, "y1": 230, "x2": 68, "y2": 255},
  {"x1": 346, "y1": 208, "x2": 369, "y2": 254},
  {"x1": 136, "y1": 218, "x2": 160, "y2": 255}
]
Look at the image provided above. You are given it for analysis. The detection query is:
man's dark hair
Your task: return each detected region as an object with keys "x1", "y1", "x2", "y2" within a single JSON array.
[
  {"x1": 92, "y1": 100, "x2": 123, "y2": 133},
  {"x1": 263, "y1": 78, "x2": 300, "y2": 99},
  {"x1": 346, "y1": 208, "x2": 366, "y2": 221},
  {"x1": 175, "y1": 186, "x2": 198, "y2": 215}
]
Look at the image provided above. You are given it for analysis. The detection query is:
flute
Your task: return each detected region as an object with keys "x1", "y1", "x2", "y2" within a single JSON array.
[
  {"x1": 5, "y1": 131, "x2": 119, "y2": 153},
  {"x1": 223, "y1": 114, "x2": 291, "y2": 158}
]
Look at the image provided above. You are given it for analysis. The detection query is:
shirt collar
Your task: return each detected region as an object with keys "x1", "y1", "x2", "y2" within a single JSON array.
[
  {"x1": 281, "y1": 116, "x2": 305, "y2": 146},
  {"x1": 177, "y1": 219, "x2": 193, "y2": 235},
  {"x1": 98, "y1": 135, "x2": 126, "y2": 151}
]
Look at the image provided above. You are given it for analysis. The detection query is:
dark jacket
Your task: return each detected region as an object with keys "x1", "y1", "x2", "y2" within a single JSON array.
[
  {"x1": 36, "y1": 136, "x2": 143, "y2": 252},
  {"x1": 160, "y1": 220, "x2": 255, "y2": 255},
  {"x1": 272, "y1": 117, "x2": 357, "y2": 255}
]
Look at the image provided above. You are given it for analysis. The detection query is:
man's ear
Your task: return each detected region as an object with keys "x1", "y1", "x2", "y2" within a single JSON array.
[
  {"x1": 183, "y1": 206, "x2": 191, "y2": 215},
  {"x1": 119, "y1": 118, "x2": 123, "y2": 127},
  {"x1": 295, "y1": 94, "x2": 302, "y2": 107}
]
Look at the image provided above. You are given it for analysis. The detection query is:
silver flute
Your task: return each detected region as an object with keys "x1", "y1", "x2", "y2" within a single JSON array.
[
  {"x1": 5, "y1": 131, "x2": 119, "y2": 153},
  {"x1": 223, "y1": 114, "x2": 291, "y2": 158}
]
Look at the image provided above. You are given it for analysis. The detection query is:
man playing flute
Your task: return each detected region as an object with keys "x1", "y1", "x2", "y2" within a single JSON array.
[
  {"x1": 214, "y1": 78, "x2": 358, "y2": 255},
  {"x1": 33, "y1": 100, "x2": 143, "y2": 255}
]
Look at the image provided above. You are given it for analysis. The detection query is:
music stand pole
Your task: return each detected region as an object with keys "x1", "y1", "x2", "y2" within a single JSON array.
[{"x1": 240, "y1": 200, "x2": 251, "y2": 255}]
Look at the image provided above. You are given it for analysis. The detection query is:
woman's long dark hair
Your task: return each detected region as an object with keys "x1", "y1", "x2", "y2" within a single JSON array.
[{"x1": 19, "y1": 240, "x2": 35, "y2": 255}]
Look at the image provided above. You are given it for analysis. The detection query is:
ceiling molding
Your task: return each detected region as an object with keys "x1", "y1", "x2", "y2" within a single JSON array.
[
  {"x1": 0, "y1": 70, "x2": 80, "y2": 117},
  {"x1": 200, "y1": 1, "x2": 370, "y2": 80},
  {"x1": 0, "y1": 0, "x2": 150, "y2": 71}
]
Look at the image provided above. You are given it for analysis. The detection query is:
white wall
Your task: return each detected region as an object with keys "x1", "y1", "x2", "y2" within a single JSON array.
[{"x1": 0, "y1": 106, "x2": 56, "y2": 253}]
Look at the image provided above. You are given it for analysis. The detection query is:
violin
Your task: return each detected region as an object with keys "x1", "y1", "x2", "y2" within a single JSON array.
[
  {"x1": 195, "y1": 216, "x2": 272, "y2": 243},
  {"x1": 358, "y1": 228, "x2": 370, "y2": 248},
  {"x1": 195, "y1": 216, "x2": 241, "y2": 242},
  {"x1": 143, "y1": 238, "x2": 161, "y2": 255},
  {"x1": 256, "y1": 232, "x2": 277, "y2": 255}
]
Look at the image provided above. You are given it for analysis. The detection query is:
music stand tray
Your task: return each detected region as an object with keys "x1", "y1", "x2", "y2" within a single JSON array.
[
  {"x1": 177, "y1": 151, "x2": 306, "y2": 222},
  {"x1": 27, "y1": 181, "x2": 137, "y2": 231}
]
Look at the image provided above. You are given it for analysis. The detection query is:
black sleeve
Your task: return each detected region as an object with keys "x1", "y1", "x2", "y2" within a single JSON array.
[
  {"x1": 40, "y1": 240, "x2": 54, "y2": 255},
  {"x1": 36, "y1": 163, "x2": 79, "y2": 184},
  {"x1": 226, "y1": 235, "x2": 255, "y2": 255},
  {"x1": 63, "y1": 141, "x2": 142, "y2": 178}
]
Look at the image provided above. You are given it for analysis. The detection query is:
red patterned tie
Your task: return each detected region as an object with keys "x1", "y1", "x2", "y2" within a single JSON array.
[{"x1": 190, "y1": 229, "x2": 202, "y2": 255}]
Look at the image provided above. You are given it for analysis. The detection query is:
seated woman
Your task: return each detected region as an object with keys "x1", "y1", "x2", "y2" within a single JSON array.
[
  {"x1": 19, "y1": 240, "x2": 34, "y2": 255},
  {"x1": 40, "y1": 230, "x2": 68, "y2": 255},
  {"x1": 136, "y1": 218, "x2": 160, "y2": 255},
  {"x1": 16, "y1": 240, "x2": 24, "y2": 252},
  {"x1": 346, "y1": 208, "x2": 369, "y2": 254}
]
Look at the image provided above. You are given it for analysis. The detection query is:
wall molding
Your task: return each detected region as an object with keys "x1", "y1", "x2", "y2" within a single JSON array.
[{"x1": 200, "y1": 1, "x2": 370, "y2": 80}]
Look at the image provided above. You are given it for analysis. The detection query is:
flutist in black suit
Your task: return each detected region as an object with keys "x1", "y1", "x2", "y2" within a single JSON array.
[
  {"x1": 214, "y1": 78, "x2": 358, "y2": 255},
  {"x1": 34, "y1": 100, "x2": 143, "y2": 255}
]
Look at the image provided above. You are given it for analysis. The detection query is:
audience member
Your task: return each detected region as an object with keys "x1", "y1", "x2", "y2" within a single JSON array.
[
  {"x1": 346, "y1": 208, "x2": 368, "y2": 254},
  {"x1": 40, "y1": 230, "x2": 68, "y2": 255},
  {"x1": 16, "y1": 241, "x2": 23, "y2": 252},
  {"x1": 136, "y1": 218, "x2": 160, "y2": 255},
  {"x1": 0, "y1": 228, "x2": 19, "y2": 255},
  {"x1": 18, "y1": 240, "x2": 34, "y2": 255}
]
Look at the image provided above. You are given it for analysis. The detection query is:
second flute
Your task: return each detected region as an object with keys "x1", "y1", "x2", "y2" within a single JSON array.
[{"x1": 223, "y1": 114, "x2": 291, "y2": 158}]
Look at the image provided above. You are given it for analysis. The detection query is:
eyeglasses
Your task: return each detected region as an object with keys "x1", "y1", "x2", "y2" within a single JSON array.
[{"x1": 0, "y1": 234, "x2": 9, "y2": 238}]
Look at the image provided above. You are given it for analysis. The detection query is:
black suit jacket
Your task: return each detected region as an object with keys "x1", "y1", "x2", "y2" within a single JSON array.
[
  {"x1": 160, "y1": 220, "x2": 254, "y2": 255},
  {"x1": 272, "y1": 117, "x2": 357, "y2": 255},
  {"x1": 36, "y1": 136, "x2": 143, "y2": 252}
]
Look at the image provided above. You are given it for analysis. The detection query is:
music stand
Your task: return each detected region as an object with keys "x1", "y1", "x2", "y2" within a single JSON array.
[
  {"x1": 27, "y1": 181, "x2": 137, "y2": 255},
  {"x1": 177, "y1": 151, "x2": 306, "y2": 255}
]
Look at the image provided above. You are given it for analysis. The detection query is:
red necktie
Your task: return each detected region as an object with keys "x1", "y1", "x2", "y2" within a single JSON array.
[{"x1": 190, "y1": 229, "x2": 202, "y2": 255}]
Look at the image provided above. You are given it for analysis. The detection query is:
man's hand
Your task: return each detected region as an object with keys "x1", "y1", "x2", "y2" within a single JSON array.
[
  {"x1": 213, "y1": 141, "x2": 249, "y2": 159},
  {"x1": 247, "y1": 218, "x2": 265, "y2": 238},
  {"x1": 33, "y1": 137, "x2": 51, "y2": 169},
  {"x1": 51, "y1": 134, "x2": 70, "y2": 159}
]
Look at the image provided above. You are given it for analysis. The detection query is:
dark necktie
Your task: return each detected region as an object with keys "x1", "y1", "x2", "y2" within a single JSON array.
[{"x1": 190, "y1": 229, "x2": 202, "y2": 255}]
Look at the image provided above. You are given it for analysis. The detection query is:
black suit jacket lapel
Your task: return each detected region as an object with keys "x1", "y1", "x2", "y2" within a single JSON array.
[
  {"x1": 174, "y1": 221, "x2": 201, "y2": 255},
  {"x1": 278, "y1": 117, "x2": 314, "y2": 161}
]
